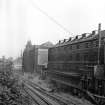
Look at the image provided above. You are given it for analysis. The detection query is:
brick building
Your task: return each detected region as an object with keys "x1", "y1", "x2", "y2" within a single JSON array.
[
  {"x1": 22, "y1": 41, "x2": 53, "y2": 73},
  {"x1": 34, "y1": 42, "x2": 53, "y2": 73},
  {"x1": 22, "y1": 40, "x2": 35, "y2": 73}
]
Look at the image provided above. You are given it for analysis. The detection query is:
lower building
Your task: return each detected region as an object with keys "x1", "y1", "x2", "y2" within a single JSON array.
[
  {"x1": 34, "y1": 42, "x2": 53, "y2": 74},
  {"x1": 22, "y1": 41, "x2": 53, "y2": 74}
]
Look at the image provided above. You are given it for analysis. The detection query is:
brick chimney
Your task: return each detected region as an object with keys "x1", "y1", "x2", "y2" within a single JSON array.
[
  {"x1": 82, "y1": 33, "x2": 86, "y2": 38},
  {"x1": 92, "y1": 30, "x2": 96, "y2": 35},
  {"x1": 68, "y1": 37, "x2": 72, "y2": 41},
  {"x1": 63, "y1": 39, "x2": 66, "y2": 42},
  {"x1": 75, "y1": 35, "x2": 78, "y2": 39},
  {"x1": 59, "y1": 40, "x2": 61, "y2": 44}
]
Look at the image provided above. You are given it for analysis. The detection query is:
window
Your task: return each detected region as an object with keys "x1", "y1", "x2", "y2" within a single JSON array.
[
  {"x1": 89, "y1": 51, "x2": 97, "y2": 61},
  {"x1": 93, "y1": 40, "x2": 98, "y2": 47},
  {"x1": 69, "y1": 55, "x2": 72, "y2": 60},
  {"x1": 76, "y1": 53, "x2": 80, "y2": 61},
  {"x1": 84, "y1": 53, "x2": 88, "y2": 61},
  {"x1": 85, "y1": 43, "x2": 89, "y2": 48},
  {"x1": 64, "y1": 46, "x2": 68, "y2": 51},
  {"x1": 70, "y1": 45, "x2": 72, "y2": 50},
  {"x1": 90, "y1": 41, "x2": 93, "y2": 47},
  {"x1": 96, "y1": 40, "x2": 99, "y2": 46},
  {"x1": 77, "y1": 44, "x2": 80, "y2": 49}
]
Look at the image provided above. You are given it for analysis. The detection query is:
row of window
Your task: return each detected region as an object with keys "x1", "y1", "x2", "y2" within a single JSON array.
[
  {"x1": 49, "y1": 52, "x2": 98, "y2": 62},
  {"x1": 69, "y1": 52, "x2": 97, "y2": 61},
  {"x1": 50, "y1": 40, "x2": 100, "y2": 53},
  {"x1": 76, "y1": 40, "x2": 99, "y2": 49},
  {"x1": 66, "y1": 40, "x2": 99, "y2": 50}
]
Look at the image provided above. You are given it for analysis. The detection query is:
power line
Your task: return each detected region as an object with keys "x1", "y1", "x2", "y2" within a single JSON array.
[{"x1": 28, "y1": 0, "x2": 72, "y2": 35}]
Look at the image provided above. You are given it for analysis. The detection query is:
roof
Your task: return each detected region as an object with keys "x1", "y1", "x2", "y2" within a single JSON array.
[
  {"x1": 54, "y1": 30, "x2": 105, "y2": 48},
  {"x1": 36, "y1": 41, "x2": 54, "y2": 49}
]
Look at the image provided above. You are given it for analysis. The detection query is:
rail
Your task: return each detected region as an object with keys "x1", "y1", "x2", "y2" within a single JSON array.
[
  {"x1": 24, "y1": 83, "x2": 53, "y2": 105},
  {"x1": 24, "y1": 79, "x2": 79, "y2": 105}
]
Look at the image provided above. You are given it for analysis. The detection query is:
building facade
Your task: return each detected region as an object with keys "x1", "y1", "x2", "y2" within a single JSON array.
[
  {"x1": 22, "y1": 41, "x2": 53, "y2": 74},
  {"x1": 34, "y1": 42, "x2": 53, "y2": 73},
  {"x1": 22, "y1": 40, "x2": 35, "y2": 73}
]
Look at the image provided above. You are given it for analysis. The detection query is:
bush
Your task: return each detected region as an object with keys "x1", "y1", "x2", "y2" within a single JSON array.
[{"x1": 0, "y1": 69, "x2": 32, "y2": 105}]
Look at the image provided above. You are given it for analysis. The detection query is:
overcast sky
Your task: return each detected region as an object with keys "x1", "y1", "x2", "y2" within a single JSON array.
[{"x1": 0, "y1": 0, "x2": 105, "y2": 58}]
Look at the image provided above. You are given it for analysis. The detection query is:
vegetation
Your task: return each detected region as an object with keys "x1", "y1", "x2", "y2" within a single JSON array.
[{"x1": 0, "y1": 64, "x2": 32, "y2": 105}]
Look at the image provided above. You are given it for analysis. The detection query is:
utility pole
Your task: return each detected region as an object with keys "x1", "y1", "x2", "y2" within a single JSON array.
[
  {"x1": 94, "y1": 23, "x2": 104, "y2": 78},
  {"x1": 97, "y1": 23, "x2": 101, "y2": 65},
  {"x1": 21, "y1": 50, "x2": 24, "y2": 75}
]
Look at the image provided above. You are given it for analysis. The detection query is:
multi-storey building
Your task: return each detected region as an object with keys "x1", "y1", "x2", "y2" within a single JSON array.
[{"x1": 22, "y1": 40, "x2": 35, "y2": 73}]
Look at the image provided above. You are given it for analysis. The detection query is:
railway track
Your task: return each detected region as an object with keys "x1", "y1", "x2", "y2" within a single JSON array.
[
  {"x1": 24, "y1": 87, "x2": 41, "y2": 105},
  {"x1": 24, "y1": 84, "x2": 54, "y2": 105},
  {"x1": 24, "y1": 80, "x2": 79, "y2": 105}
]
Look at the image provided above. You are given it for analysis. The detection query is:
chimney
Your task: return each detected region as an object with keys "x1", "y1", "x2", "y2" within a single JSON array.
[
  {"x1": 75, "y1": 35, "x2": 78, "y2": 39},
  {"x1": 68, "y1": 37, "x2": 72, "y2": 41},
  {"x1": 63, "y1": 39, "x2": 66, "y2": 42},
  {"x1": 82, "y1": 33, "x2": 86, "y2": 38},
  {"x1": 59, "y1": 40, "x2": 61, "y2": 44},
  {"x1": 92, "y1": 31, "x2": 96, "y2": 35}
]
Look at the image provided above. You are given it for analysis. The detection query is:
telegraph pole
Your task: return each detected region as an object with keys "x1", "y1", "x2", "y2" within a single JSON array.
[{"x1": 97, "y1": 23, "x2": 101, "y2": 65}]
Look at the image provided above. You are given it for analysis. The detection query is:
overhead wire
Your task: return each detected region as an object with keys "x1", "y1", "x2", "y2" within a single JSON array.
[{"x1": 28, "y1": 0, "x2": 72, "y2": 35}]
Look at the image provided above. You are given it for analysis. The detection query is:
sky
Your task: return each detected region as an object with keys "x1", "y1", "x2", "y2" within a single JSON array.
[{"x1": 0, "y1": 0, "x2": 105, "y2": 58}]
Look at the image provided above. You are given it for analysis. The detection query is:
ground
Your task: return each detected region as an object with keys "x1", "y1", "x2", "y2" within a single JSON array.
[{"x1": 23, "y1": 73, "x2": 93, "y2": 105}]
